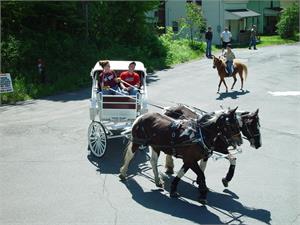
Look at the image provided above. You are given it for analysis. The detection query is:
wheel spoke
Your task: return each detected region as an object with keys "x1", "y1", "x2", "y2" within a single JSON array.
[{"x1": 88, "y1": 122, "x2": 107, "y2": 157}]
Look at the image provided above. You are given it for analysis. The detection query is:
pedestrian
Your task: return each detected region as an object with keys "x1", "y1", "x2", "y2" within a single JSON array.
[
  {"x1": 205, "y1": 26, "x2": 213, "y2": 58},
  {"x1": 119, "y1": 61, "x2": 141, "y2": 95},
  {"x1": 220, "y1": 27, "x2": 232, "y2": 54},
  {"x1": 249, "y1": 25, "x2": 257, "y2": 50},
  {"x1": 37, "y1": 58, "x2": 46, "y2": 83},
  {"x1": 224, "y1": 43, "x2": 235, "y2": 76},
  {"x1": 98, "y1": 60, "x2": 120, "y2": 95}
]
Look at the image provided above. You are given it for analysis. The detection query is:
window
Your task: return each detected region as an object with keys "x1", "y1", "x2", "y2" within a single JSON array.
[{"x1": 195, "y1": 0, "x2": 202, "y2": 6}]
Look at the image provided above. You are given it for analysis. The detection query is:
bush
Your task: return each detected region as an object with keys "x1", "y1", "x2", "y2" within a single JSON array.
[{"x1": 276, "y1": 2, "x2": 299, "y2": 39}]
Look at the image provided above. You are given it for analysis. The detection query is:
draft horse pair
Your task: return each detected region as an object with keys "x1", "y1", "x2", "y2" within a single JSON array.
[
  {"x1": 163, "y1": 104, "x2": 261, "y2": 187},
  {"x1": 212, "y1": 56, "x2": 248, "y2": 93},
  {"x1": 119, "y1": 108, "x2": 242, "y2": 204}
]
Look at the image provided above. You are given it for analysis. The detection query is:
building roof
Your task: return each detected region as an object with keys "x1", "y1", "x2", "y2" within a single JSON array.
[
  {"x1": 225, "y1": 9, "x2": 261, "y2": 20},
  {"x1": 264, "y1": 8, "x2": 282, "y2": 16}
]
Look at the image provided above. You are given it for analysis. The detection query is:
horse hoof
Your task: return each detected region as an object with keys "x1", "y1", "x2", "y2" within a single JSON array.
[
  {"x1": 170, "y1": 191, "x2": 180, "y2": 198},
  {"x1": 198, "y1": 198, "x2": 208, "y2": 205},
  {"x1": 156, "y1": 181, "x2": 164, "y2": 188},
  {"x1": 165, "y1": 168, "x2": 174, "y2": 175},
  {"x1": 119, "y1": 174, "x2": 126, "y2": 181},
  {"x1": 222, "y1": 178, "x2": 229, "y2": 187}
]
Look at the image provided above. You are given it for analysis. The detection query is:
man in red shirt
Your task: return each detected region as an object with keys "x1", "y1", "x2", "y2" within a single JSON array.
[{"x1": 120, "y1": 62, "x2": 141, "y2": 95}]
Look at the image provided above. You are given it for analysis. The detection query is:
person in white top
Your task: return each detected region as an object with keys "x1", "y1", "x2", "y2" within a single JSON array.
[{"x1": 220, "y1": 27, "x2": 232, "y2": 54}]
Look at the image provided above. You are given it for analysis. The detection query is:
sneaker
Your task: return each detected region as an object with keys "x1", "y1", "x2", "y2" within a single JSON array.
[
  {"x1": 254, "y1": 48, "x2": 257, "y2": 50},
  {"x1": 248, "y1": 47, "x2": 251, "y2": 50}
]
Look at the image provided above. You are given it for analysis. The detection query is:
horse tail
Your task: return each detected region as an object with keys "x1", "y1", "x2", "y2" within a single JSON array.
[{"x1": 242, "y1": 63, "x2": 248, "y2": 80}]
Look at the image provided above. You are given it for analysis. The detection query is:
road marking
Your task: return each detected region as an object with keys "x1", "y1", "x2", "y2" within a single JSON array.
[{"x1": 268, "y1": 91, "x2": 300, "y2": 96}]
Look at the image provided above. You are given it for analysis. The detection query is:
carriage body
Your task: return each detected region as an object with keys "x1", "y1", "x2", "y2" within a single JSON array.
[{"x1": 88, "y1": 61, "x2": 148, "y2": 157}]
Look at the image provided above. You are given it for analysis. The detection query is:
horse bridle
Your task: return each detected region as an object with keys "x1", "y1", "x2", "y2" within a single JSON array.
[
  {"x1": 242, "y1": 116, "x2": 261, "y2": 140},
  {"x1": 218, "y1": 114, "x2": 242, "y2": 148}
]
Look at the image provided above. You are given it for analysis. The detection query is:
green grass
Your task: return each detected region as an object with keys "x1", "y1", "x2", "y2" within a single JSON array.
[{"x1": 257, "y1": 35, "x2": 299, "y2": 47}]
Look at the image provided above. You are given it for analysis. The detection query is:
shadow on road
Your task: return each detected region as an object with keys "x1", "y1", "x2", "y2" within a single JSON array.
[
  {"x1": 146, "y1": 73, "x2": 160, "y2": 85},
  {"x1": 43, "y1": 88, "x2": 90, "y2": 102},
  {"x1": 216, "y1": 90, "x2": 250, "y2": 100},
  {"x1": 87, "y1": 138, "x2": 151, "y2": 175},
  {"x1": 123, "y1": 173, "x2": 271, "y2": 225}
]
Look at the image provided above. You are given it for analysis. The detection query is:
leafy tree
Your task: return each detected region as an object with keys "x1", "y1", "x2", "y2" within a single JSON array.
[
  {"x1": 276, "y1": 2, "x2": 299, "y2": 39},
  {"x1": 179, "y1": 2, "x2": 206, "y2": 42}
]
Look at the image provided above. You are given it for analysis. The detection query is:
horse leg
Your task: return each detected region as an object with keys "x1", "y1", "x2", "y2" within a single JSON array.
[
  {"x1": 222, "y1": 156, "x2": 237, "y2": 187},
  {"x1": 222, "y1": 78, "x2": 228, "y2": 92},
  {"x1": 190, "y1": 161, "x2": 209, "y2": 204},
  {"x1": 149, "y1": 147, "x2": 163, "y2": 187},
  {"x1": 165, "y1": 154, "x2": 174, "y2": 174},
  {"x1": 239, "y1": 71, "x2": 244, "y2": 90},
  {"x1": 170, "y1": 163, "x2": 189, "y2": 198},
  {"x1": 119, "y1": 142, "x2": 138, "y2": 180},
  {"x1": 231, "y1": 74, "x2": 237, "y2": 90},
  {"x1": 217, "y1": 78, "x2": 222, "y2": 93},
  {"x1": 199, "y1": 157, "x2": 209, "y2": 172}
]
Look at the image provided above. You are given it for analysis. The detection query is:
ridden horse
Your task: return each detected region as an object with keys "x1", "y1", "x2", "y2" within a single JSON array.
[
  {"x1": 212, "y1": 55, "x2": 248, "y2": 93},
  {"x1": 164, "y1": 104, "x2": 261, "y2": 187},
  {"x1": 119, "y1": 109, "x2": 242, "y2": 204}
]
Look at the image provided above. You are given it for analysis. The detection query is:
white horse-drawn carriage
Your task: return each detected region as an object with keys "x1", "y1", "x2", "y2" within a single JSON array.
[{"x1": 88, "y1": 61, "x2": 148, "y2": 157}]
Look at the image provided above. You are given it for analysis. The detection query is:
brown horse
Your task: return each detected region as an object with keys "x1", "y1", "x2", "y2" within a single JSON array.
[
  {"x1": 212, "y1": 55, "x2": 248, "y2": 93},
  {"x1": 164, "y1": 104, "x2": 261, "y2": 187},
  {"x1": 119, "y1": 109, "x2": 242, "y2": 204}
]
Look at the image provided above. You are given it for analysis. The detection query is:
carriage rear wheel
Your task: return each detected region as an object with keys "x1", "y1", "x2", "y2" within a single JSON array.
[{"x1": 88, "y1": 121, "x2": 107, "y2": 158}]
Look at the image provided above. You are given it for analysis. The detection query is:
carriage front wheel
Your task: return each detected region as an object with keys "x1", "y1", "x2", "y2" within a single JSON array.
[{"x1": 88, "y1": 121, "x2": 107, "y2": 157}]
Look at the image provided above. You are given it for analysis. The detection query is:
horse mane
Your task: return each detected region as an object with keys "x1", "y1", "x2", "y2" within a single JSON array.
[{"x1": 198, "y1": 111, "x2": 224, "y2": 126}]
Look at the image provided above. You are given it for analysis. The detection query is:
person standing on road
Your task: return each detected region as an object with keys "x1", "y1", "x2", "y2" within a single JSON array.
[
  {"x1": 120, "y1": 61, "x2": 141, "y2": 95},
  {"x1": 205, "y1": 26, "x2": 213, "y2": 58},
  {"x1": 98, "y1": 60, "x2": 120, "y2": 95},
  {"x1": 249, "y1": 25, "x2": 257, "y2": 50},
  {"x1": 220, "y1": 27, "x2": 232, "y2": 54}
]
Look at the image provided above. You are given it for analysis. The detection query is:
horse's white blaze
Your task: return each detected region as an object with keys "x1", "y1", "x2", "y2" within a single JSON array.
[
  {"x1": 199, "y1": 159, "x2": 208, "y2": 172},
  {"x1": 268, "y1": 91, "x2": 300, "y2": 96}
]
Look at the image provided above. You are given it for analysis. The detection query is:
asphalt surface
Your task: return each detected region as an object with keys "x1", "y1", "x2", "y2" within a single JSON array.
[{"x1": 1, "y1": 43, "x2": 300, "y2": 225}]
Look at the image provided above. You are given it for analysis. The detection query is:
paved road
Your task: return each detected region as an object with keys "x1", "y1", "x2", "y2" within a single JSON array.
[{"x1": 1, "y1": 43, "x2": 300, "y2": 225}]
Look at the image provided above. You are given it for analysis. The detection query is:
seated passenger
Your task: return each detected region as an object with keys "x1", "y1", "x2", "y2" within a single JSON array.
[
  {"x1": 98, "y1": 60, "x2": 120, "y2": 95},
  {"x1": 119, "y1": 61, "x2": 141, "y2": 95}
]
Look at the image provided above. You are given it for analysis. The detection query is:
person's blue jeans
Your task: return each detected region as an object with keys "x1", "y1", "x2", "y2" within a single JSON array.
[
  {"x1": 101, "y1": 85, "x2": 120, "y2": 95},
  {"x1": 122, "y1": 87, "x2": 139, "y2": 96},
  {"x1": 226, "y1": 61, "x2": 233, "y2": 75},
  {"x1": 249, "y1": 37, "x2": 257, "y2": 49},
  {"x1": 206, "y1": 39, "x2": 212, "y2": 57}
]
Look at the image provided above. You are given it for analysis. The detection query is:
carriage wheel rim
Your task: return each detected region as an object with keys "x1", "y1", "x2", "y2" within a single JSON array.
[{"x1": 88, "y1": 121, "x2": 107, "y2": 157}]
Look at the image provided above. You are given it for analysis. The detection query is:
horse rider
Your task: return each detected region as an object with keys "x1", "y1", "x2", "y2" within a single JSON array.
[{"x1": 224, "y1": 43, "x2": 235, "y2": 76}]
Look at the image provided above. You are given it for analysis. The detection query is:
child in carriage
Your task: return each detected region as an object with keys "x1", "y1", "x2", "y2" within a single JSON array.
[
  {"x1": 119, "y1": 61, "x2": 141, "y2": 95},
  {"x1": 98, "y1": 60, "x2": 120, "y2": 95}
]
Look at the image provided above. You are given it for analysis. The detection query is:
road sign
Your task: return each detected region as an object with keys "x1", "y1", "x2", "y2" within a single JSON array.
[{"x1": 0, "y1": 73, "x2": 14, "y2": 93}]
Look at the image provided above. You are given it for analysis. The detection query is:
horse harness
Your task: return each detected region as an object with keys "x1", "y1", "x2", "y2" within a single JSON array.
[{"x1": 131, "y1": 119, "x2": 215, "y2": 158}]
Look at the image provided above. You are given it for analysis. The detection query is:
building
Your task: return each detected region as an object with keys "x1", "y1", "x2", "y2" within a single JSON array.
[{"x1": 150, "y1": 0, "x2": 296, "y2": 45}]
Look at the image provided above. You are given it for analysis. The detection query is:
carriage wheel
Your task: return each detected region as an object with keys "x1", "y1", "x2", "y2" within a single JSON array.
[{"x1": 88, "y1": 121, "x2": 107, "y2": 158}]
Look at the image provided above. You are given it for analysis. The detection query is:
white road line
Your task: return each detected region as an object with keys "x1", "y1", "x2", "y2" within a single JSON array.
[{"x1": 268, "y1": 91, "x2": 300, "y2": 96}]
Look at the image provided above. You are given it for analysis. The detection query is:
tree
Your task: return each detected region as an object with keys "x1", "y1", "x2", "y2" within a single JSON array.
[
  {"x1": 276, "y1": 2, "x2": 299, "y2": 39},
  {"x1": 179, "y1": 2, "x2": 206, "y2": 42}
]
